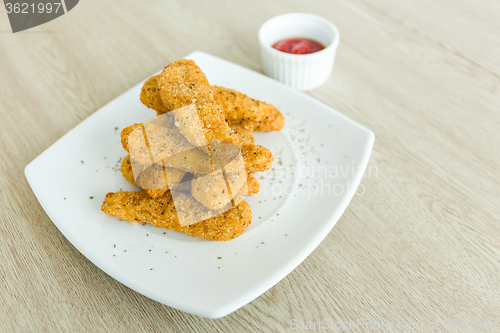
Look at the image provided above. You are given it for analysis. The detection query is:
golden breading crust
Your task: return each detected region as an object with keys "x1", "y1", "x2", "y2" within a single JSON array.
[
  {"x1": 242, "y1": 144, "x2": 274, "y2": 173},
  {"x1": 101, "y1": 191, "x2": 252, "y2": 241},
  {"x1": 211, "y1": 86, "x2": 274, "y2": 124},
  {"x1": 120, "y1": 155, "x2": 186, "y2": 199},
  {"x1": 212, "y1": 85, "x2": 284, "y2": 131},
  {"x1": 251, "y1": 109, "x2": 285, "y2": 132},
  {"x1": 229, "y1": 124, "x2": 255, "y2": 145},
  {"x1": 121, "y1": 123, "x2": 213, "y2": 175},
  {"x1": 246, "y1": 174, "x2": 260, "y2": 195},
  {"x1": 213, "y1": 86, "x2": 285, "y2": 132},
  {"x1": 122, "y1": 155, "x2": 260, "y2": 197},
  {"x1": 190, "y1": 154, "x2": 249, "y2": 211},
  {"x1": 120, "y1": 154, "x2": 137, "y2": 186},
  {"x1": 140, "y1": 74, "x2": 285, "y2": 132},
  {"x1": 191, "y1": 170, "x2": 233, "y2": 211},
  {"x1": 120, "y1": 124, "x2": 273, "y2": 174},
  {"x1": 157, "y1": 60, "x2": 241, "y2": 146},
  {"x1": 140, "y1": 76, "x2": 170, "y2": 114},
  {"x1": 120, "y1": 124, "x2": 141, "y2": 153}
]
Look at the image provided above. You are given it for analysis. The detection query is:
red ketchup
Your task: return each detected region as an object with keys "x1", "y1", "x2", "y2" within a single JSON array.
[{"x1": 272, "y1": 38, "x2": 325, "y2": 54}]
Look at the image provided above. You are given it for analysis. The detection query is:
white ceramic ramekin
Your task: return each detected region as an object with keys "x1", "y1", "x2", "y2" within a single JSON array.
[{"x1": 258, "y1": 13, "x2": 340, "y2": 91}]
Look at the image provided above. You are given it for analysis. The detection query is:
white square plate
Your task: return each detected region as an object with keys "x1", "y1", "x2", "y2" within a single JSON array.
[{"x1": 25, "y1": 51, "x2": 374, "y2": 318}]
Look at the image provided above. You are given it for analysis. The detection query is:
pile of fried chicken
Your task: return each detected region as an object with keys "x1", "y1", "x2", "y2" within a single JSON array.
[{"x1": 101, "y1": 60, "x2": 284, "y2": 241}]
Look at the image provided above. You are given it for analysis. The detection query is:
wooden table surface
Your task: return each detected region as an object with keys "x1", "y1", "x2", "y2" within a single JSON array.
[{"x1": 1, "y1": 0, "x2": 499, "y2": 331}]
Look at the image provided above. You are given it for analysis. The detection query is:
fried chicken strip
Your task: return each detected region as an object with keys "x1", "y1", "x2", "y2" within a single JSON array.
[
  {"x1": 250, "y1": 109, "x2": 285, "y2": 132},
  {"x1": 241, "y1": 144, "x2": 274, "y2": 173},
  {"x1": 121, "y1": 155, "x2": 260, "y2": 197},
  {"x1": 246, "y1": 174, "x2": 260, "y2": 195},
  {"x1": 157, "y1": 60, "x2": 241, "y2": 145},
  {"x1": 120, "y1": 155, "x2": 186, "y2": 198},
  {"x1": 140, "y1": 74, "x2": 285, "y2": 132},
  {"x1": 121, "y1": 123, "x2": 213, "y2": 175},
  {"x1": 140, "y1": 76, "x2": 170, "y2": 114},
  {"x1": 212, "y1": 86, "x2": 285, "y2": 132},
  {"x1": 190, "y1": 169, "x2": 233, "y2": 211},
  {"x1": 229, "y1": 124, "x2": 254, "y2": 145},
  {"x1": 101, "y1": 190, "x2": 252, "y2": 241},
  {"x1": 136, "y1": 60, "x2": 273, "y2": 168},
  {"x1": 120, "y1": 124, "x2": 273, "y2": 174}
]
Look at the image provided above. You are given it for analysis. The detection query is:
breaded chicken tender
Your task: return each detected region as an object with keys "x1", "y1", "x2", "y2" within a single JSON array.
[
  {"x1": 251, "y1": 109, "x2": 285, "y2": 132},
  {"x1": 242, "y1": 144, "x2": 274, "y2": 173},
  {"x1": 120, "y1": 124, "x2": 273, "y2": 174},
  {"x1": 140, "y1": 74, "x2": 285, "y2": 132},
  {"x1": 120, "y1": 154, "x2": 137, "y2": 186},
  {"x1": 190, "y1": 150, "x2": 248, "y2": 210},
  {"x1": 191, "y1": 169, "x2": 233, "y2": 211},
  {"x1": 123, "y1": 119, "x2": 198, "y2": 168},
  {"x1": 246, "y1": 174, "x2": 260, "y2": 195},
  {"x1": 122, "y1": 155, "x2": 259, "y2": 197},
  {"x1": 229, "y1": 124, "x2": 254, "y2": 145},
  {"x1": 140, "y1": 76, "x2": 170, "y2": 114},
  {"x1": 163, "y1": 147, "x2": 213, "y2": 174},
  {"x1": 211, "y1": 86, "x2": 274, "y2": 125},
  {"x1": 211, "y1": 86, "x2": 284, "y2": 132},
  {"x1": 174, "y1": 106, "x2": 207, "y2": 148},
  {"x1": 103, "y1": 60, "x2": 281, "y2": 240},
  {"x1": 157, "y1": 60, "x2": 241, "y2": 146},
  {"x1": 120, "y1": 124, "x2": 141, "y2": 153},
  {"x1": 101, "y1": 190, "x2": 252, "y2": 241},
  {"x1": 120, "y1": 155, "x2": 186, "y2": 199}
]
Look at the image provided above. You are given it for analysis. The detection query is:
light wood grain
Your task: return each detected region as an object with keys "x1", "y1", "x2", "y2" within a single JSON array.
[{"x1": 1, "y1": 0, "x2": 499, "y2": 331}]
